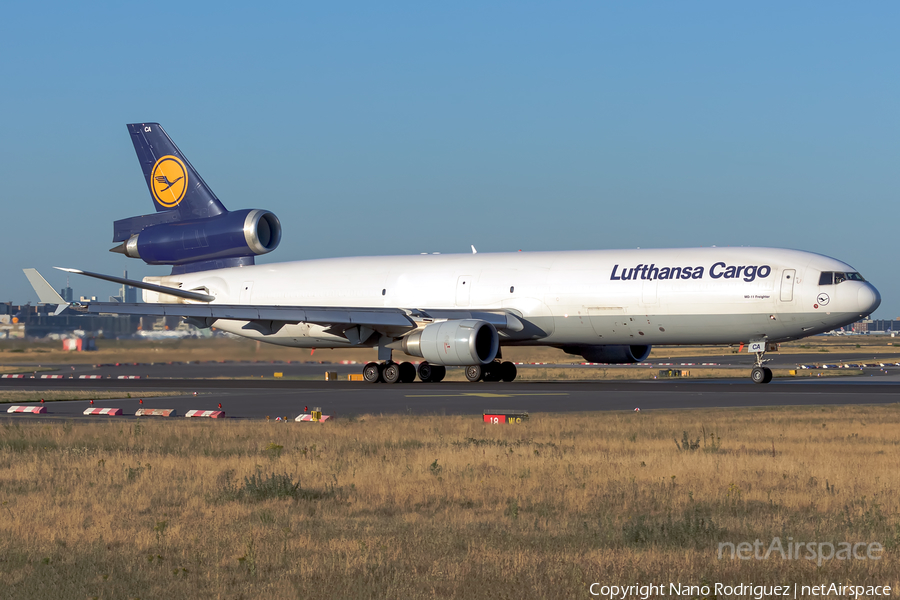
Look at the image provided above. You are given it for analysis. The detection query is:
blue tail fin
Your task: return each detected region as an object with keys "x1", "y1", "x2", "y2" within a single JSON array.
[
  {"x1": 127, "y1": 123, "x2": 227, "y2": 220},
  {"x1": 113, "y1": 123, "x2": 281, "y2": 275}
]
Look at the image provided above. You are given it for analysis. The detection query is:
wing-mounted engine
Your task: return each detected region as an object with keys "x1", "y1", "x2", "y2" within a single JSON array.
[
  {"x1": 397, "y1": 319, "x2": 499, "y2": 366},
  {"x1": 111, "y1": 209, "x2": 281, "y2": 272},
  {"x1": 564, "y1": 344, "x2": 652, "y2": 364}
]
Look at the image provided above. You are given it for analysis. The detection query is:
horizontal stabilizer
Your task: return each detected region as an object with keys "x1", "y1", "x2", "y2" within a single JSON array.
[
  {"x1": 113, "y1": 210, "x2": 180, "y2": 243},
  {"x1": 54, "y1": 267, "x2": 215, "y2": 303}
]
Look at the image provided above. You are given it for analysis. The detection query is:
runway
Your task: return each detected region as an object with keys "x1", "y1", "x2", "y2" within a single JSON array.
[
  {"x1": 2, "y1": 375, "x2": 898, "y2": 420},
  {"x1": 6, "y1": 350, "x2": 900, "y2": 380}
]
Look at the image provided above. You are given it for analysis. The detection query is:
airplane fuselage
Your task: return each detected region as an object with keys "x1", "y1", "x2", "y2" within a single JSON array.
[{"x1": 144, "y1": 246, "x2": 880, "y2": 351}]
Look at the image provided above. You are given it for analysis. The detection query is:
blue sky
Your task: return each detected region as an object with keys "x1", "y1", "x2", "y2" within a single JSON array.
[{"x1": 1, "y1": 2, "x2": 897, "y2": 317}]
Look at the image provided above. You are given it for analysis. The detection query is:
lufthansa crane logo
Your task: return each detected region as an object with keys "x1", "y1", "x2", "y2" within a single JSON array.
[{"x1": 150, "y1": 155, "x2": 188, "y2": 208}]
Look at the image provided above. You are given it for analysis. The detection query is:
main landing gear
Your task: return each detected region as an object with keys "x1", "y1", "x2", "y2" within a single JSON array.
[
  {"x1": 465, "y1": 361, "x2": 518, "y2": 383},
  {"x1": 361, "y1": 360, "x2": 517, "y2": 383},
  {"x1": 362, "y1": 361, "x2": 445, "y2": 383},
  {"x1": 750, "y1": 348, "x2": 773, "y2": 384}
]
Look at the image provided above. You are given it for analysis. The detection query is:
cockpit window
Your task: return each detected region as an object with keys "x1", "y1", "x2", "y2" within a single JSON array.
[{"x1": 819, "y1": 271, "x2": 865, "y2": 285}]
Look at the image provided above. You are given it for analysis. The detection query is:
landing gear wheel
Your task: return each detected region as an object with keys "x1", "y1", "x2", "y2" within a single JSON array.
[
  {"x1": 398, "y1": 362, "x2": 417, "y2": 383},
  {"x1": 431, "y1": 365, "x2": 446, "y2": 382},
  {"x1": 751, "y1": 366, "x2": 768, "y2": 384},
  {"x1": 500, "y1": 361, "x2": 518, "y2": 382},
  {"x1": 465, "y1": 365, "x2": 483, "y2": 382},
  {"x1": 482, "y1": 362, "x2": 502, "y2": 382},
  {"x1": 417, "y1": 361, "x2": 434, "y2": 382},
  {"x1": 363, "y1": 362, "x2": 382, "y2": 383},
  {"x1": 382, "y1": 362, "x2": 401, "y2": 384},
  {"x1": 750, "y1": 345, "x2": 773, "y2": 384}
]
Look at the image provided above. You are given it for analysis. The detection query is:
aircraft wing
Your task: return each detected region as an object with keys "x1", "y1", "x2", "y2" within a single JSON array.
[
  {"x1": 84, "y1": 302, "x2": 417, "y2": 329},
  {"x1": 82, "y1": 302, "x2": 523, "y2": 332},
  {"x1": 26, "y1": 267, "x2": 524, "y2": 343}
]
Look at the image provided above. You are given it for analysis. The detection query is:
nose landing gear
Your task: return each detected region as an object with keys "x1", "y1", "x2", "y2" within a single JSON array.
[{"x1": 750, "y1": 346, "x2": 773, "y2": 384}]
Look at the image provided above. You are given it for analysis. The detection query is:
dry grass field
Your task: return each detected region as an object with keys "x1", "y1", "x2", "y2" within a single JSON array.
[{"x1": 1, "y1": 406, "x2": 899, "y2": 599}]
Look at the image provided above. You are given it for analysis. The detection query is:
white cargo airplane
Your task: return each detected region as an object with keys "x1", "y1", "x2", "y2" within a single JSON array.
[{"x1": 25, "y1": 123, "x2": 881, "y2": 385}]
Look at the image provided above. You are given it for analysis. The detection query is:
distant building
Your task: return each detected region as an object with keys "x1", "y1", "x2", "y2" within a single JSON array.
[
  {"x1": 0, "y1": 302, "x2": 140, "y2": 338},
  {"x1": 59, "y1": 286, "x2": 74, "y2": 302},
  {"x1": 853, "y1": 319, "x2": 900, "y2": 333},
  {"x1": 121, "y1": 270, "x2": 138, "y2": 304}
]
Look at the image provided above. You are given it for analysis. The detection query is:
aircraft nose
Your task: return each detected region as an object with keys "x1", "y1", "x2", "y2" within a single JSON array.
[{"x1": 858, "y1": 284, "x2": 881, "y2": 316}]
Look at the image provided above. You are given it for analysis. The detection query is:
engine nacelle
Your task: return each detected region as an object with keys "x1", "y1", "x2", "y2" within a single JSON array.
[
  {"x1": 567, "y1": 344, "x2": 652, "y2": 364},
  {"x1": 400, "y1": 319, "x2": 499, "y2": 366},
  {"x1": 118, "y1": 209, "x2": 281, "y2": 266}
]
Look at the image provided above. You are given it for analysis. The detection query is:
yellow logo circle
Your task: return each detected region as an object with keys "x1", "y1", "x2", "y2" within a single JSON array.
[{"x1": 150, "y1": 155, "x2": 188, "y2": 208}]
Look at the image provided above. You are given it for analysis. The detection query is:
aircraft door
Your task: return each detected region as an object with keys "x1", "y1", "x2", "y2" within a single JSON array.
[
  {"x1": 240, "y1": 281, "x2": 254, "y2": 304},
  {"x1": 455, "y1": 275, "x2": 472, "y2": 307},
  {"x1": 779, "y1": 269, "x2": 795, "y2": 302}
]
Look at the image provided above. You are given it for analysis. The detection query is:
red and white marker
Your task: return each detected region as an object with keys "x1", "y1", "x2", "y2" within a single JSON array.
[
  {"x1": 83, "y1": 407, "x2": 123, "y2": 416},
  {"x1": 7, "y1": 406, "x2": 46, "y2": 414},
  {"x1": 185, "y1": 410, "x2": 225, "y2": 418},
  {"x1": 136, "y1": 408, "x2": 177, "y2": 417}
]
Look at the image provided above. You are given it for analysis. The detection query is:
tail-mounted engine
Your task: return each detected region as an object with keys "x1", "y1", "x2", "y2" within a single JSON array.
[{"x1": 111, "y1": 209, "x2": 281, "y2": 271}]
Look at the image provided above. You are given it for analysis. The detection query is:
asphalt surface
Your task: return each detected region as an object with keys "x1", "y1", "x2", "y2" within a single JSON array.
[
  {"x1": 7, "y1": 350, "x2": 900, "y2": 380},
  {"x1": 2, "y1": 373, "x2": 899, "y2": 420}
]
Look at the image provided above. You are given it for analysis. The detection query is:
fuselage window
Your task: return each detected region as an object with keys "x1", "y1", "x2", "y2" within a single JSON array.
[
  {"x1": 819, "y1": 271, "x2": 865, "y2": 285},
  {"x1": 510, "y1": 286, "x2": 514, "y2": 293}
]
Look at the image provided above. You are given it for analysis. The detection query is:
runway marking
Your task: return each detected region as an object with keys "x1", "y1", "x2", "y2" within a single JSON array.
[{"x1": 405, "y1": 392, "x2": 570, "y2": 398}]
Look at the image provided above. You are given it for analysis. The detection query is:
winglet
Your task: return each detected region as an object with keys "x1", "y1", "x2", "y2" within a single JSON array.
[{"x1": 23, "y1": 269, "x2": 70, "y2": 315}]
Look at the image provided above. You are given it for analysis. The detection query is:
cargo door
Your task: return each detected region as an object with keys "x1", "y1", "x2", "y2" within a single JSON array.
[{"x1": 779, "y1": 269, "x2": 795, "y2": 302}]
